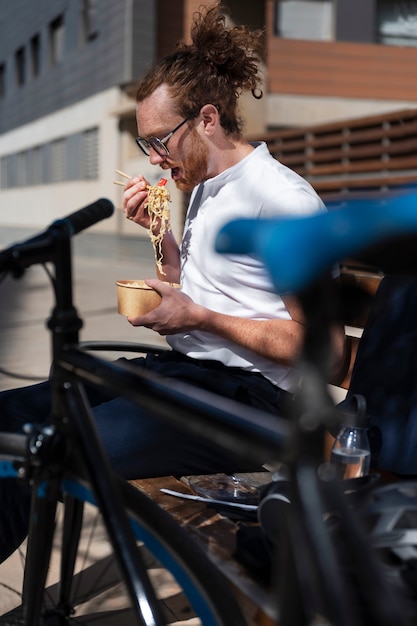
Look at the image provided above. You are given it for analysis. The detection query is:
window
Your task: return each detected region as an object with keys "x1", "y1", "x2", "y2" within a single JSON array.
[
  {"x1": 0, "y1": 157, "x2": 7, "y2": 188},
  {"x1": 275, "y1": 0, "x2": 333, "y2": 41},
  {"x1": 15, "y1": 47, "x2": 25, "y2": 87},
  {"x1": 0, "y1": 63, "x2": 5, "y2": 99},
  {"x1": 377, "y1": 0, "x2": 417, "y2": 46},
  {"x1": 50, "y1": 138, "x2": 67, "y2": 182},
  {"x1": 82, "y1": 0, "x2": 99, "y2": 41},
  {"x1": 82, "y1": 128, "x2": 99, "y2": 179},
  {"x1": 27, "y1": 146, "x2": 45, "y2": 185},
  {"x1": 49, "y1": 15, "x2": 65, "y2": 65},
  {"x1": 30, "y1": 34, "x2": 41, "y2": 77},
  {"x1": 16, "y1": 152, "x2": 29, "y2": 186},
  {"x1": 1, "y1": 154, "x2": 18, "y2": 187},
  {"x1": 0, "y1": 128, "x2": 99, "y2": 188}
]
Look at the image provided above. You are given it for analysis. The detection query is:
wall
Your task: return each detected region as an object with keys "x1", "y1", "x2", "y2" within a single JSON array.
[
  {"x1": 265, "y1": 0, "x2": 417, "y2": 127},
  {"x1": 0, "y1": 0, "x2": 154, "y2": 134},
  {"x1": 0, "y1": 88, "x2": 121, "y2": 233},
  {"x1": 268, "y1": 38, "x2": 417, "y2": 102}
]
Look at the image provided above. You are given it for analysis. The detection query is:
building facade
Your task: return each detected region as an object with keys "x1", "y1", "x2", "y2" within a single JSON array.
[
  {"x1": 1, "y1": 0, "x2": 417, "y2": 234},
  {"x1": 267, "y1": 0, "x2": 417, "y2": 127}
]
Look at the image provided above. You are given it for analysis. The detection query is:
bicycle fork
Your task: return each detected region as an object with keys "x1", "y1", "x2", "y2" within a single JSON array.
[
  {"x1": 15, "y1": 423, "x2": 71, "y2": 625},
  {"x1": 56, "y1": 376, "x2": 167, "y2": 626},
  {"x1": 22, "y1": 476, "x2": 61, "y2": 625}
]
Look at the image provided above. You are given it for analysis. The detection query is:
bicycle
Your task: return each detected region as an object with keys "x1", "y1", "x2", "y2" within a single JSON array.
[
  {"x1": 0, "y1": 199, "x2": 289, "y2": 625},
  {"x1": 1, "y1": 191, "x2": 417, "y2": 625},
  {"x1": 216, "y1": 187, "x2": 417, "y2": 626}
]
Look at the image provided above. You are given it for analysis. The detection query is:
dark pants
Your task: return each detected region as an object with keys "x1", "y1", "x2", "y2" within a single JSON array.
[{"x1": 0, "y1": 350, "x2": 290, "y2": 561}]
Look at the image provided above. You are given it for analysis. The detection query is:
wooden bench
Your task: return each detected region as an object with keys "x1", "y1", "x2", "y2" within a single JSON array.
[{"x1": 130, "y1": 474, "x2": 278, "y2": 626}]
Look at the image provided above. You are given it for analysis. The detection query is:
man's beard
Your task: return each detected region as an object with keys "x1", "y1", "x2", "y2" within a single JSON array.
[{"x1": 175, "y1": 130, "x2": 209, "y2": 192}]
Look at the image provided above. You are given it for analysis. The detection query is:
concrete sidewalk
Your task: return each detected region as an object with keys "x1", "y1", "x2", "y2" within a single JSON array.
[{"x1": 0, "y1": 229, "x2": 167, "y2": 391}]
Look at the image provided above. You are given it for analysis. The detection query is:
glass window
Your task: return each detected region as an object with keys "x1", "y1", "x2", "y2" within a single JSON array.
[
  {"x1": 377, "y1": 1, "x2": 417, "y2": 46},
  {"x1": 28, "y1": 146, "x2": 46, "y2": 185},
  {"x1": 30, "y1": 34, "x2": 41, "y2": 78},
  {"x1": 0, "y1": 157, "x2": 7, "y2": 188},
  {"x1": 3, "y1": 154, "x2": 18, "y2": 187},
  {"x1": 50, "y1": 138, "x2": 67, "y2": 182},
  {"x1": 275, "y1": 0, "x2": 334, "y2": 40},
  {"x1": 82, "y1": 128, "x2": 99, "y2": 179},
  {"x1": 82, "y1": 0, "x2": 99, "y2": 41},
  {"x1": 16, "y1": 152, "x2": 29, "y2": 187},
  {"x1": 49, "y1": 15, "x2": 65, "y2": 65},
  {"x1": 0, "y1": 128, "x2": 99, "y2": 188},
  {"x1": 15, "y1": 47, "x2": 25, "y2": 87},
  {"x1": 0, "y1": 63, "x2": 5, "y2": 98}
]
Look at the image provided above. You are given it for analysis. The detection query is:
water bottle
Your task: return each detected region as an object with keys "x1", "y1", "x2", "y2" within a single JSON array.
[{"x1": 330, "y1": 394, "x2": 371, "y2": 480}]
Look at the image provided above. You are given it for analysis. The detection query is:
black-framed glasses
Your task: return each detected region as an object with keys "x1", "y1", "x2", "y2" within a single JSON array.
[{"x1": 135, "y1": 115, "x2": 194, "y2": 157}]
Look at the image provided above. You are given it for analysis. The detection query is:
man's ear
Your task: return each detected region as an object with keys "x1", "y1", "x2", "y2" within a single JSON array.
[{"x1": 200, "y1": 104, "x2": 219, "y2": 136}]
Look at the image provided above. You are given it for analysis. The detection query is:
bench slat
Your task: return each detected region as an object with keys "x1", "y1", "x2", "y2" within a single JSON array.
[{"x1": 130, "y1": 476, "x2": 278, "y2": 626}]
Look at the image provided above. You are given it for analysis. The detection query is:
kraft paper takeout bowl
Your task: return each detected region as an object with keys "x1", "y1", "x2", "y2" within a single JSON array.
[{"x1": 116, "y1": 280, "x2": 180, "y2": 316}]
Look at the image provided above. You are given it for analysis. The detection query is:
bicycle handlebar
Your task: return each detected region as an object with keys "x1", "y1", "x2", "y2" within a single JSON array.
[
  {"x1": 0, "y1": 198, "x2": 114, "y2": 273},
  {"x1": 215, "y1": 190, "x2": 417, "y2": 293},
  {"x1": 52, "y1": 198, "x2": 114, "y2": 236}
]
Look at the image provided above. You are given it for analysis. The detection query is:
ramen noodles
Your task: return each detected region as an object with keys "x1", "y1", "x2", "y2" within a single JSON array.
[{"x1": 145, "y1": 178, "x2": 171, "y2": 275}]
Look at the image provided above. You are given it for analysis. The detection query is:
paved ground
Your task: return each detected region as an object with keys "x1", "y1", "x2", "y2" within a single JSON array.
[{"x1": 0, "y1": 227, "x2": 167, "y2": 392}]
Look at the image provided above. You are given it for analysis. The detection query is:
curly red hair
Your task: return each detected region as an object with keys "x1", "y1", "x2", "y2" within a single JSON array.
[{"x1": 135, "y1": 2, "x2": 264, "y2": 137}]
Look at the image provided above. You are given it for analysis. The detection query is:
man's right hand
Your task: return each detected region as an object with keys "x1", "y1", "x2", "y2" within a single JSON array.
[{"x1": 121, "y1": 175, "x2": 151, "y2": 228}]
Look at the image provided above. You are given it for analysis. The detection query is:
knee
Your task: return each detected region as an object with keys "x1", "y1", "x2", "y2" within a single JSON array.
[{"x1": 0, "y1": 382, "x2": 50, "y2": 432}]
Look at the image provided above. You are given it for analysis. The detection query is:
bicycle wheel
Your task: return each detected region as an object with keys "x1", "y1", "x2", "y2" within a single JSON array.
[{"x1": 0, "y1": 473, "x2": 246, "y2": 625}]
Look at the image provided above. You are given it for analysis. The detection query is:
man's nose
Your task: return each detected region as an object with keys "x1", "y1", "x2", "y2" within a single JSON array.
[{"x1": 149, "y1": 148, "x2": 167, "y2": 165}]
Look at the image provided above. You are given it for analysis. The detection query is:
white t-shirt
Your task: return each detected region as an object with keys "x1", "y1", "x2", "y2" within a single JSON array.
[{"x1": 167, "y1": 142, "x2": 325, "y2": 391}]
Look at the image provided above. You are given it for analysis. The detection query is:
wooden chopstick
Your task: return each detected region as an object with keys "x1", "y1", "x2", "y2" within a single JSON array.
[
  {"x1": 113, "y1": 180, "x2": 126, "y2": 186},
  {"x1": 115, "y1": 169, "x2": 131, "y2": 179}
]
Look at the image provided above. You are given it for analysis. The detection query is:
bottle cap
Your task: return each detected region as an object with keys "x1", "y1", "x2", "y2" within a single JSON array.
[{"x1": 343, "y1": 394, "x2": 368, "y2": 428}]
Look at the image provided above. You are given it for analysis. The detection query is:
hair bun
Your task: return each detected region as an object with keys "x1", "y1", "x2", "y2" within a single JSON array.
[{"x1": 136, "y1": 2, "x2": 264, "y2": 136}]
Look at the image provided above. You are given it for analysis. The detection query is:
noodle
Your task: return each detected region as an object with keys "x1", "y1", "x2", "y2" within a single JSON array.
[{"x1": 144, "y1": 179, "x2": 171, "y2": 275}]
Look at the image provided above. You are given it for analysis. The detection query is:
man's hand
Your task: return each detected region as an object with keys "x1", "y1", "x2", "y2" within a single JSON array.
[
  {"x1": 127, "y1": 279, "x2": 202, "y2": 335},
  {"x1": 121, "y1": 175, "x2": 151, "y2": 228}
]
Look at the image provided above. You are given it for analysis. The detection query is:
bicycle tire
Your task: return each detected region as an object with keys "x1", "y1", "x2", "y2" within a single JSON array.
[{"x1": 0, "y1": 472, "x2": 247, "y2": 626}]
